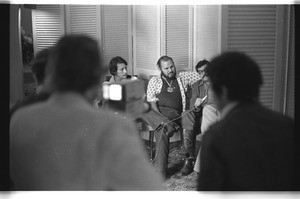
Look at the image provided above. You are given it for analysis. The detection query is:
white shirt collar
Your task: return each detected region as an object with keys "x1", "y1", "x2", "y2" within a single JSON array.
[{"x1": 220, "y1": 101, "x2": 239, "y2": 120}]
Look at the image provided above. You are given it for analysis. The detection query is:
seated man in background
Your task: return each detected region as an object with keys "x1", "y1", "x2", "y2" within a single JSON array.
[
  {"x1": 10, "y1": 47, "x2": 52, "y2": 118},
  {"x1": 180, "y1": 59, "x2": 221, "y2": 175},
  {"x1": 93, "y1": 56, "x2": 137, "y2": 108},
  {"x1": 106, "y1": 56, "x2": 137, "y2": 83},
  {"x1": 139, "y1": 55, "x2": 202, "y2": 177},
  {"x1": 190, "y1": 59, "x2": 220, "y2": 134},
  {"x1": 10, "y1": 34, "x2": 163, "y2": 190},
  {"x1": 197, "y1": 51, "x2": 295, "y2": 191},
  {"x1": 189, "y1": 59, "x2": 220, "y2": 173}
]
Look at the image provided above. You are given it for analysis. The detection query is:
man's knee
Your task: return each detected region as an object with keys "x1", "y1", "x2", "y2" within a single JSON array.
[{"x1": 182, "y1": 110, "x2": 200, "y2": 130}]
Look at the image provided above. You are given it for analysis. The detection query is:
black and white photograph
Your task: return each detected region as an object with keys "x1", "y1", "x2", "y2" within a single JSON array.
[{"x1": 3, "y1": 0, "x2": 298, "y2": 198}]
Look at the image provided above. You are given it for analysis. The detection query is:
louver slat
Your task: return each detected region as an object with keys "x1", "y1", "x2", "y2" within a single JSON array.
[
  {"x1": 227, "y1": 5, "x2": 277, "y2": 109},
  {"x1": 33, "y1": 5, "x2": 65, "y2": 53}
]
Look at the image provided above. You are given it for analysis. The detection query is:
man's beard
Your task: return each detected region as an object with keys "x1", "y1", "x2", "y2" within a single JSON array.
[{"x1": 161, "y1": 70, "x2": 176, "y2": 80}]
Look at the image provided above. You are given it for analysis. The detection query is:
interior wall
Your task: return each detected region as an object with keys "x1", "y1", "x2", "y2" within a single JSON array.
[
  {"x1": 23, "y1": 4, "x2": 295, "y2": 118},
  {"x1": 10, "y1": 5, "x2": 24, "y2": 107}
]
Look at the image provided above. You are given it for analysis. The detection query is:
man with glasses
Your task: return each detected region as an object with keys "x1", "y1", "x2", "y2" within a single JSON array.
[
  {"x1": 94, "y1": 56, "x2": 137, "y2": 108},
  {"x1": 179, "y1": 59, "x2": 221, "y2": 175},
  {"x1": 188, "y1": 59, "x2": 221, "y2": 173},
  {"x1": 106, "y1": 56, "x2": 137, "y2": 84},
  {"x1": 193, "y1": 59, "x2": 220, "y2": 135}
]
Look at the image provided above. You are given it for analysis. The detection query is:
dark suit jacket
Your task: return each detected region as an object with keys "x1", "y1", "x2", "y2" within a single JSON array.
[{"x1": 197, "y1": 102, "x2": 295, "y2": 191}]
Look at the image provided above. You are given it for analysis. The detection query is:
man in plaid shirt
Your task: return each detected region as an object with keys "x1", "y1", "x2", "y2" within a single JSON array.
[{"x1": 139, "y1": 55, "x2": 202, "y2": 178}]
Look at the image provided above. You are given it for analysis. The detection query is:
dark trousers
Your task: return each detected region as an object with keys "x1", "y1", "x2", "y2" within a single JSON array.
[
  {"x1": 139, "y1": 107, "x2": 199, "y2": 175},
  {"x1": 182, "y1": 109, "x2": 202, "y2": 133}
]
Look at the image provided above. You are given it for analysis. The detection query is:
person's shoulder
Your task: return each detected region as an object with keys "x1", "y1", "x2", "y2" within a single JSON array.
[
  {"x1": 205, "y1": 119, "x2": 224, "y2": 135},
  {"x1": 10, "y1": 94, "x2": 37, "y2": 112},
  {"x1": 10, "y1": 100, "x2": 47, "y2": 126},
  {"x1": 107, "y1": 76, "x2": 114, "y2": 83},
  {"x1": 201, "y1": 121, "x2": 224, "y2": 147},
  {"x1": 191, "y1": 79, "x2": 202, "y2": 88},
  {"x1": 148, "y1": 75, "x2": 160, "y2": 84},
  {"x1": 178, "y1": 71, "x2": 198, "y2": 76},
  {"x1": 178, "y1": 71, "x2": 201, "y2": 83},
  {"x1": 224, "y1": 102, "x2": 294, "y2": 133},
  {"x1": 258, "y1": 104, "x2": 294, "y2": 126},
  {"x1": 149, "y1": 75, "x2": 159, "y2": 80}
]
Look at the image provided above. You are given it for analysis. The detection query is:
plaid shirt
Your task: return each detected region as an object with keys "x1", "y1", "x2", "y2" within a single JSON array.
[{"x1": 146, "y1": 71, "x2": 201, "y2": 112}]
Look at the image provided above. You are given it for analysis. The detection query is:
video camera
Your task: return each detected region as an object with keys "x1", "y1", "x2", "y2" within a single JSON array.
[{"x1": 102, "y1": 79, "x2": 150, "y2": 118}]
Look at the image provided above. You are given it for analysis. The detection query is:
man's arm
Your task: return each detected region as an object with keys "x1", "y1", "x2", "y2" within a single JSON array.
[
  {"x1": 150, "y1": 102, "x2": 160, "y2": 113},
  {"x1": 179, "y1": 71, "x2": 202, "y2": 87},
  {"x1": 189, "y1": 83, "x2": 199, "y2": 111},
  {"x1": 189, "y1": 82, "x2": 207, "y2": 112},
  {"x1": 146, "y1": 76, "x2": 160, "y2": 111}
]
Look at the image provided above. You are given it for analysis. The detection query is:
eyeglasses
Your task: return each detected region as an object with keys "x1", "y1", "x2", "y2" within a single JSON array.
[{"x1": 117, "y1": 67, "x2": 127, "y2": 71}]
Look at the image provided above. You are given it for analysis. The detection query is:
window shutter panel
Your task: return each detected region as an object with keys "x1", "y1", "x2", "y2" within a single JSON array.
[
  {"x1": 32, "y1": 5, "x2": 65, "y2": 53},
  {"x1": 101, "y1": 5, "x2": 131, "y2": 74},
  {"x1": 65, "y1": 5, "x2": 101, "y2": 41},
  {"x1": 195, "y1": 5, "x2": 220, "y2": 65},
  {"x1": 133, "y1": 5, "x2": 161, "y2": 78},
  {"x1": 165, "y1": 5, "x2": 190, "y2": 71},
  {"x1": 226, "y1": 5, "x2": 277, "y2": 110}
]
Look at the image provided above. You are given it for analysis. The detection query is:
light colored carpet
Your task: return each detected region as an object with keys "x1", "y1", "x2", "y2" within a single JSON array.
[{"x1": 144, "y1": 140, "x2": 201, "y2": 191}]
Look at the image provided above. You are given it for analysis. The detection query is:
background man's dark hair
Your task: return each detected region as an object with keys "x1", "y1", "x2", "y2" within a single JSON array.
[
  {"x1": 109, "y1": 56, "x2": 127, "y2": 76},
  {"x1": 207, "y1": 51, "x2": 263, "y2": 102},
  {"x1": 195, "y1": 59, "x2": 210, "y2": 72},
  {"x1": 156, "y1": 55, "x2": 174, "y2": 69},
  {"x1": 31, "y1": 48, "x2": 51, "y2": 86},
  {"x1": 47, "y1": 34, "x2": 104, "y2": 94}
]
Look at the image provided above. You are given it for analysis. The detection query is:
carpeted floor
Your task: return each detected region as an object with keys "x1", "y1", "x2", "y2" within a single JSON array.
[{"x1": 143, "y1": 140, "x2": 202, "y2": 191}]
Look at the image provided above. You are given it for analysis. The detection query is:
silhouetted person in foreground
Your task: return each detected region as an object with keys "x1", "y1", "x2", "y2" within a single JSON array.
[
  {"x1": 197, "y1": 51, "x2": 295, "y2": 191},
  {"x1": 10, "y1": 34, "x2": 163, "y2": 190},
  {"x1": 9, "y1": 47, "x2": 52, "y2": 190}
]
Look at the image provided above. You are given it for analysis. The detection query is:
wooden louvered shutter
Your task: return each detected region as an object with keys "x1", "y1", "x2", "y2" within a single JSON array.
[
  {"x1": 32, "y1": 5, "x2": 65, "y2": 54},
  {"x1": 165, "y1": 5, "x2": 191, "y2": 72},
  {"x1": 133, "y1": 5, "x2": 161, "y2": 78},
  {"x1": 101, "y1": 5, "x2": 132, "y2": 75},
  {"x1": 224, "y1": 5, "x2": 277, "y2": 110},
  {"x1": 65, "y1": 5, "x2": 101, "y2": 41},
  {"x1": 194, "y1": 5, "x2": 221, "y2": 67}
]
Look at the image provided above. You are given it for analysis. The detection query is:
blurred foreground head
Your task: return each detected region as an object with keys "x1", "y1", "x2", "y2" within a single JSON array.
[
  {"x1": 207, "y1": 51, "x2": 263, "y2": 104},
  {"x1": 45, "y1": 34, "x2": 105, "y2": 96}
]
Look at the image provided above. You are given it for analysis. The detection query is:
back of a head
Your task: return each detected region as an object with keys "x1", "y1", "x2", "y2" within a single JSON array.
[
  {"x1": 47, "y1": 34, "x2": 104, "y2": 94},
  {"x1": 31, "y1": 48, "x2": 51, "y2": 85},
  {"x1": 109, "y1": 56, "x2": 127, "y2": 76},
  {"x1": 207, "y1": 51, "x2": 263, "y2": 102}
]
